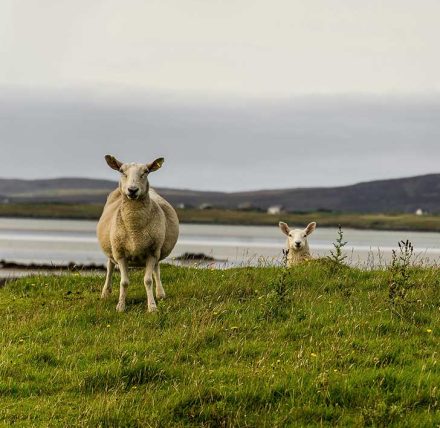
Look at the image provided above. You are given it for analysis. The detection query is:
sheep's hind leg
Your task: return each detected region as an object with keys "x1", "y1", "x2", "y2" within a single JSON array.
[
  {"x1": 144, "y1": 256, "x2": 158, "y2": 312},
  {"x1": 101, "y1": 258, "x2": 115, "y2": 299},
  {"x1": 153, "y1": 263, "x2": 166, "y2": 300},
  {"x1": 116, "y1": 258, "x2": 129, "y2": 312}
]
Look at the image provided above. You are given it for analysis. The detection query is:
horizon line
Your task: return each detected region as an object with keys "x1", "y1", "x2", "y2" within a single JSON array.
[{"x1": 1, "y1": 171, "x2": 439, "y2": 194}]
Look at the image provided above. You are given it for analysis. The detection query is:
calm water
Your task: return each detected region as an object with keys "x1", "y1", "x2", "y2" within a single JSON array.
[{"x1": 1, "y1": 217, "x2": 440, "y2": 270}]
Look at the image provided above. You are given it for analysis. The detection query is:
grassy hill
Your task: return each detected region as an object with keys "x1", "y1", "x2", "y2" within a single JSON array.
[
  {"x1": 0, "y1": 263, "x2": 439, "y2": 426},
  {"x1": 1, "y1": 173, "x2": 440, "y2": 213}
]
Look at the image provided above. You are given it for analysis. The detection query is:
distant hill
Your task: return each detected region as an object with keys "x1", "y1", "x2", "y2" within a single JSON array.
[{"x1": 1, "y1": 174, "x2": 439, "y2": 214}]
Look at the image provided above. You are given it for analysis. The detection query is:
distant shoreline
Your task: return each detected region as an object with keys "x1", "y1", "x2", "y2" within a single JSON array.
[{"x1": 1, "y1": 203, "x2": 440, "y2": 232}]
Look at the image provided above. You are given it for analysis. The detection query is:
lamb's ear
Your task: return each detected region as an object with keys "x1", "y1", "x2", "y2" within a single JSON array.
[
  {"x1": 279, "y1": 221, "x2": 290, "y2": 236},
  {"x1": 105, "y1": 155, "x2": 123, "y2": 171},
  {"x1": 146, "y1": 157, "x2": 164, "y2": 173},
  {"x1": 305, "y1": 222, "x2": 317, "y2": 236}
]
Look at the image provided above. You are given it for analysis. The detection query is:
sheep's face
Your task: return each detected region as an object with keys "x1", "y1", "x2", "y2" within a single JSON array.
[
  {"x1": 279, "y1": 221, "x2": 316, "y2": 251},
  {"x1": 104, "y1": 155, "x2": 164, "y2": 200}
]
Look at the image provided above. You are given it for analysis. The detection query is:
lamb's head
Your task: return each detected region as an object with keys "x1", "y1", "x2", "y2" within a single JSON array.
[
  {"x1": 279, "y1": 221, "x2": 316, "y2": 251},
  {"x1": 105, "y1": 155, "x2": 164, "y2": 200}
]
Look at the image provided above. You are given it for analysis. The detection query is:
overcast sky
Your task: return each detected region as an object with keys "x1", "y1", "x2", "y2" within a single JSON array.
[{"x1": 1, "y1": 1, "x2": 439, "y2": 190}]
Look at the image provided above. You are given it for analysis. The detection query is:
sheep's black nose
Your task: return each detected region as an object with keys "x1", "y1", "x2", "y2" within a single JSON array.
[
  {"x1": 128, "y1": 187, "x2": 139, "y2": 195},
  {"x1": 295, "y1": 241, "x2": 301, "y2": 247}
]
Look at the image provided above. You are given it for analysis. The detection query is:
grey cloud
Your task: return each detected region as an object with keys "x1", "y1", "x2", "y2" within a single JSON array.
[{"x1": 1, "y1": 92, "x2": 439, "y2": 191}]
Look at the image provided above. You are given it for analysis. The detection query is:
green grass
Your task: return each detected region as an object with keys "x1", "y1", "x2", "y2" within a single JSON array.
[
  {"x1": 2, "y1": 203, "x2": 440, "y2": 231},
  {"x1": 0, "y1": 203, "x2": 104, "y2": 220},
  {"x1": 176, "y1": 209, "x2": 440, "y2": 232},
  {"x1": 1, "y1": 263, "x2": 439, "y2": 426}
]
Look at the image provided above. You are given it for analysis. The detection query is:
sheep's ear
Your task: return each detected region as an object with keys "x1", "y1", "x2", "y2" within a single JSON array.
[
  {"x1": 279, "y1": 221, "x2": 290, "y2": 236},
  {"x1": 305, "y1": 222, "x2": 316, "y2": 236},
  {"x1": 146, "y1": 157, "x2": 164, "y2": 172},
  {"x1": 105, "y1": 155, "x2": 123, "y2": 171}
]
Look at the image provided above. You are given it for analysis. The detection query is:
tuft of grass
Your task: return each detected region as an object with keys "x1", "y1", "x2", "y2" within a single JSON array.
[
  {"x1": 389, "y1": 240, "x2": 415, "y2": 305},
  {"x1": 327, "y1": 224, "x2": 348, "y2": 271},
  {"x1": 0, "y1": 264, "x2": 439, "y2": 426}
]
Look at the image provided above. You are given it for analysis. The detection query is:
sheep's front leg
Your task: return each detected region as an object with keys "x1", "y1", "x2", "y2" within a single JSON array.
[
  {"x1": 144, "y1": 256, "x2": 158, "y2": 312},
  {"x1": 153, "y1": 263, "x2": 166, "y2": 300},
  {"x1": 116, "y1": 258, "x2": 129, "y2": 312},
  {"x1": 101, "y1": 258, "x2": 115, "y2": 299}
]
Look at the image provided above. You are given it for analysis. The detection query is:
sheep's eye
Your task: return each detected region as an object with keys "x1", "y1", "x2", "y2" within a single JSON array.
[{"x1": 120, "y1": 172, "x2": 127, "y2": 177}]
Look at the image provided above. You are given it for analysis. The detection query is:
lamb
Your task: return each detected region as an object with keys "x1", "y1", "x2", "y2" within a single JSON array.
[
  {"x1": 279, "y1": 221, "x2": 317, "y2": 266},
  {"x1": 97, "y1": 155, "x2": 179, "y2": 312}
]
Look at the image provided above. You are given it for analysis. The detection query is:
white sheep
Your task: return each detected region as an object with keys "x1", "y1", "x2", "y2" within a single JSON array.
[
  {"x1": 97, "y1": 155, "x2": 179, "y2": 312},
  {"x1": 279, "y1": 221, "x2": 317, "y2": 266}
]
